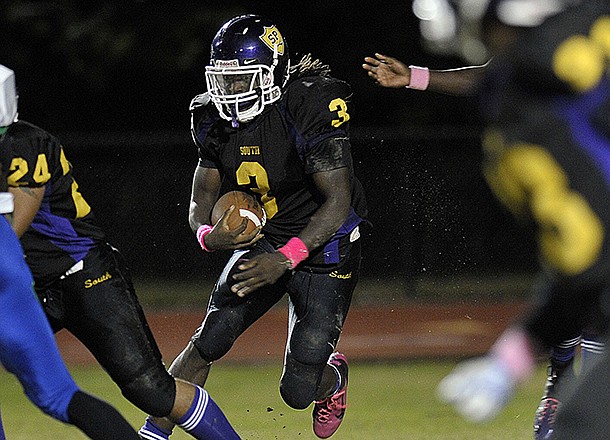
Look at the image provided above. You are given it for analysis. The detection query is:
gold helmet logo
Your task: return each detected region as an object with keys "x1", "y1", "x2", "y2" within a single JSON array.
[{"x1": 259, "y1": 25, "x2": 285, "y2": 55}]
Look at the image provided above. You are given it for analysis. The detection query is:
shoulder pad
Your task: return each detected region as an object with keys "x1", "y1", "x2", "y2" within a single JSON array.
[
  {"x1": 283, "y1": 76, "x2": 352, "y2": 130},
  {"x1": 288, "y1": 74, "x2": 349, "y2": 90},
  {"x1": 286, "y1": 76, "x2": 352, "y2": 104}
]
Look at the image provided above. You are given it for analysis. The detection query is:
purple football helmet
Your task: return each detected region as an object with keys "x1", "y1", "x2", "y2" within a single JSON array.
[{"x1": 205, "y1": 14, "x2": 291, "y2": 126}]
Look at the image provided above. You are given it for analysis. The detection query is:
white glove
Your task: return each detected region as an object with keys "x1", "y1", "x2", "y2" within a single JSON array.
[{"x1": 437, "y1": 355, "x2": 516, "y2": 423}]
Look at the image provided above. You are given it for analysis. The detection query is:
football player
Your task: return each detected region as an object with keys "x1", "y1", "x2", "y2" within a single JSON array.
[
  {"x1": 0, "y1": 65, "x2": 240, "y2": 439},
  {"x1": 140, "y1": 14, "x2": 368, "y2": 440},
  {"x1": 362, "y1": 51, "x2": 601, "y2": 440},
  {"x1": 364, "y1": 0, "x2": 610, "y2": 438},
  {"x1": 0, "y1": 65, "x2": 141, "y2": 439}
]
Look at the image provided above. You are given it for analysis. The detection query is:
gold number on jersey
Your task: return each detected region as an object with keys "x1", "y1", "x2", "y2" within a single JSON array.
[
  {"x1": 6, "y1": 151, "x2": 91, "y2": 219},
  {"x1": 33, "y1": 153, "x2": 51, "y2": 184},
  {"x1": 59, "y1": 147, "x2": 71, "y2": 175},
  {"x1": 71, "y1": 180, "x2": 92, "y2": 218},
  {"x1": 552, "y1": 16, "x2": 610, "y2": 92},
  {"x1": 329, "y1": 98, "x2": 350, "y2": 128},
  {"x1": 59, "y1": 147, "x2": 91, "y2": 218},
  {"x1": 8, "y1": 154, "x2": 51, "y2": 185},
  {"x1": 7, "y1": 157, "x2": 28, "y2": 186},
  {"x1": 484, "y1": 138, "x2": 603, "y2": 275},
  {"x1": 236, "y1": 162, "x2": 278, "y2": 218}
]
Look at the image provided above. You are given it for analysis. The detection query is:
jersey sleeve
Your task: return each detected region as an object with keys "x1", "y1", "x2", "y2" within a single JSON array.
[
  {"x1": 190, "y1": 93, "x2": 222, "y2": 169},
  {"x1": 284, "y1": 76, "x2": 354, "y2": 174}
]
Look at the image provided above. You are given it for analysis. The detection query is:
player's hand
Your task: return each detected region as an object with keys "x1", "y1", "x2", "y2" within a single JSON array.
[
  {"x1": 362, "y1": 53, "x2": 411, "y2": 88},
  {"x1": 436, "y1": 355, "x2": 516, "y2": 423},
  {"x1": 205, "y1": 205, "x2": 263, "y2": 251},
  {"x1": 230, "y1": 251, "x2": 290, "y2": 297}
]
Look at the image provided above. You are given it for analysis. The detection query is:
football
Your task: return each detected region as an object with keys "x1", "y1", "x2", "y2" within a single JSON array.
[{"x1": 211, "y1": 190, "x2": 266, "y2": 235}]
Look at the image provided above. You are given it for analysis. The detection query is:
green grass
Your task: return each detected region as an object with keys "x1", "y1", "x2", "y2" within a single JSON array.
[{"x1": 0, "y1": 360, "x2": 546, "y2": 439}]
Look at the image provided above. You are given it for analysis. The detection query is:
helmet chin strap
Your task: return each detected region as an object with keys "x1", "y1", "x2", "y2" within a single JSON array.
[{"x1": 230, "y1": 106, "x2": 239, "y2": 128}]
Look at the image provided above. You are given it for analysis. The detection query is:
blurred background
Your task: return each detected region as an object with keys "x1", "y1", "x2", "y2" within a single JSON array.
[{"x1": 0, "y1": 0, "x2": 538, "y2": 306}]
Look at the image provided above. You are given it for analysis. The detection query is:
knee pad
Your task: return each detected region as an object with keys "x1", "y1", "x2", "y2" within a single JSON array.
[
  {"x1": 192, "y1": 310, "x2": 241, "y2": 362},
  {"x1": 280, "y1": 356, "x2": 326, "y2": 410},
  {"x1": 289, "y1": 324, "x2": 335, "y2": 367},
  {"x1": 120, "y1": 366, "x2": 176, "y2": 417}
]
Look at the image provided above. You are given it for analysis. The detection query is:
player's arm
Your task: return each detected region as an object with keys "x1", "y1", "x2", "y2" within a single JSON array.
[
  {"x1": 8, "y1": 186, "x2": 44, "y2": 237},
  {"x1": 189, "y1": 165, "x2": 221, "y2": 233},
  {"x1": 362, "y1": 53, "x2": 489, "y2": 96},
  {"x1": 230, "y1": 165, "x2": 352, "y2": 298},
  {"x1": 297, "y1": 166, "x2": 351, "y2": 250},
  {"x1": 190, "y1": 165, "x2": 259, "y2": 251}
]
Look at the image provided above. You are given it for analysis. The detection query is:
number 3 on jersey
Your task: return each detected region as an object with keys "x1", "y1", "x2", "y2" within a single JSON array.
[
  {"x1": 329, "y1": 98, "x2": 350, "y2": 128},
  {"x1": 236, "y1": 162, "x2": 278, "y2": 218},
  {"x1": 234, "y1": 97, "x2": 350, "y2": 217}
]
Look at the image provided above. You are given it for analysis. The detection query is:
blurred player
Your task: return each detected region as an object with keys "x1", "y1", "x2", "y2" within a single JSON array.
[
  {"x1": 0, "y1": 65, "x2": 141, "y2": 439},
  {"x1": 0, "y1": 65, "x2": 240, "y2": 439},
  {"x1": 364, "y1": 0, "x2": 610, "y2": 438},
  {"x1": 363, "y1": 18, "x2": 607, "y2": 439},
  {"x1": 140, "y1": 14, "x2": 367, "y2": 440},
  {"x1": 362, "y1": 50, "x2": 603, "y2": 438}
]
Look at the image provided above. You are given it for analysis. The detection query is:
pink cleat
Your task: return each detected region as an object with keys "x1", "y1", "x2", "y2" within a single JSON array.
[{"x1": 313, "y1": 352, "x2": 348, "y2": 438}]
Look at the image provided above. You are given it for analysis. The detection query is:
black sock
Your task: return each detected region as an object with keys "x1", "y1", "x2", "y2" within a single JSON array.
[{"x1": 67, "y1": 390, "x2": 140, "y2": 440}]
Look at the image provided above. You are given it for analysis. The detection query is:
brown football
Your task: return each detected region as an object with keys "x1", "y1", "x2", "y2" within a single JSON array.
[{"x1": 210, "y1": 190, "x2": 266, "y2": 235}]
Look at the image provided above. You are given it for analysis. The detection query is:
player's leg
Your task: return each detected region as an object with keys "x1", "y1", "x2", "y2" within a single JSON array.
[
  {"x1": 534, "y1": 336, "x2": 580, "y2": 440},
  {"x1": 552, "y1": 333, "x2": 610, "y2": 440},
  {"x1": 581, "y1": 330, "x2": 604, "y2": 374},
  {"x1": 280, "y1": 239, "x2": 360, "y2": 438},
  {"x1": 142, "y1": 239, "x2": 287, "y2": 438},
  {"x1": 58, "y1": 243, "x2": 239, "y2": 439},
  {"x1": 141, "y1": 379, "x2": 240, "y2": 440},
  {"x1": 1, "y1": 331, "x2": 140, "y2": 440},
  {"x1": 0, "y1": 221, "x2": 139, "y2": 439},
  {"x1": 526, "y1": 276, "x2": 605, "y2": 440},
  {"x1": 140, "y1": 342, "x2": 215, "y2": 439},
  {"x1": 66, "y1": 390, "x2": 142, "y2": 439}
]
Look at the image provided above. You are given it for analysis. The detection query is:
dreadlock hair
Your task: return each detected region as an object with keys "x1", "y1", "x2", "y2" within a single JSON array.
[{"x1": 288, "y1": 54, "x2": 331, "y2": 83}]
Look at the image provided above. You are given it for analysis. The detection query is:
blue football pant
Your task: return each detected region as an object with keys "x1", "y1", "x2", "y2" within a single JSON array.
[{"x1": 0, "y1": 215, "x2": 78, "y2": 422}]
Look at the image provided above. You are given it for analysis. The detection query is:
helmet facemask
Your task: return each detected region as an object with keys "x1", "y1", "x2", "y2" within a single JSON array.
[{"x1": 205, "y1": 60, "x2": 282, "y2": 127}]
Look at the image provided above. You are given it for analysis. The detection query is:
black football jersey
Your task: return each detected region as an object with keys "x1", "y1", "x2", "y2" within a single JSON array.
[
  {"x1": 0, "y1": 121, "x2": 105, "y2": 286},
  {"x1": 191, "y1": 74, "x2": 367, "y2": 266},
  {"x1": 480, "y1": 0, "x2": 610, "y2": 209},
  {"x1": 481, "y1": 1, "x2": 610, "y2": 129}
]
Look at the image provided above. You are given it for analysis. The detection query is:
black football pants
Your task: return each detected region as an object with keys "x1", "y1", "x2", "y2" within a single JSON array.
[
  {"x1": 36, "y1": 243, "x2": 176, "y2": 417},
  {"x1": 192, "y1": 236, "x2": 361, "y2": 409}
]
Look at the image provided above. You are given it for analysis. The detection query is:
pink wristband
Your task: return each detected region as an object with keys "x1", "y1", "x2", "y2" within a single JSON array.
[
  {"x1": 490, "y1": 327, "x2": 535, "y2": 382},
  {"x1": 278, "y1": 237, "x2": 309, "y2": 269},
  {"x1": 407, "y1": 65, "x2": 430, "y2": 90},
  {"x1": 196, "y1": 224, "x2": 215, "y2": 252}
]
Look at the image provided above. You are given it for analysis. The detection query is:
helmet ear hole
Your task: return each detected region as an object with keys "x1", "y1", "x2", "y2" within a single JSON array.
[{"x1": 205, "y1": 14, "x2": 290, "y2": 124}]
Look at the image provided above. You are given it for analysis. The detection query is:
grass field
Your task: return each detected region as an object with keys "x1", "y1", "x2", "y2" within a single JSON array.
[{"x1": 0, "y1": 360, "x2": 547, "y2": 439}]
